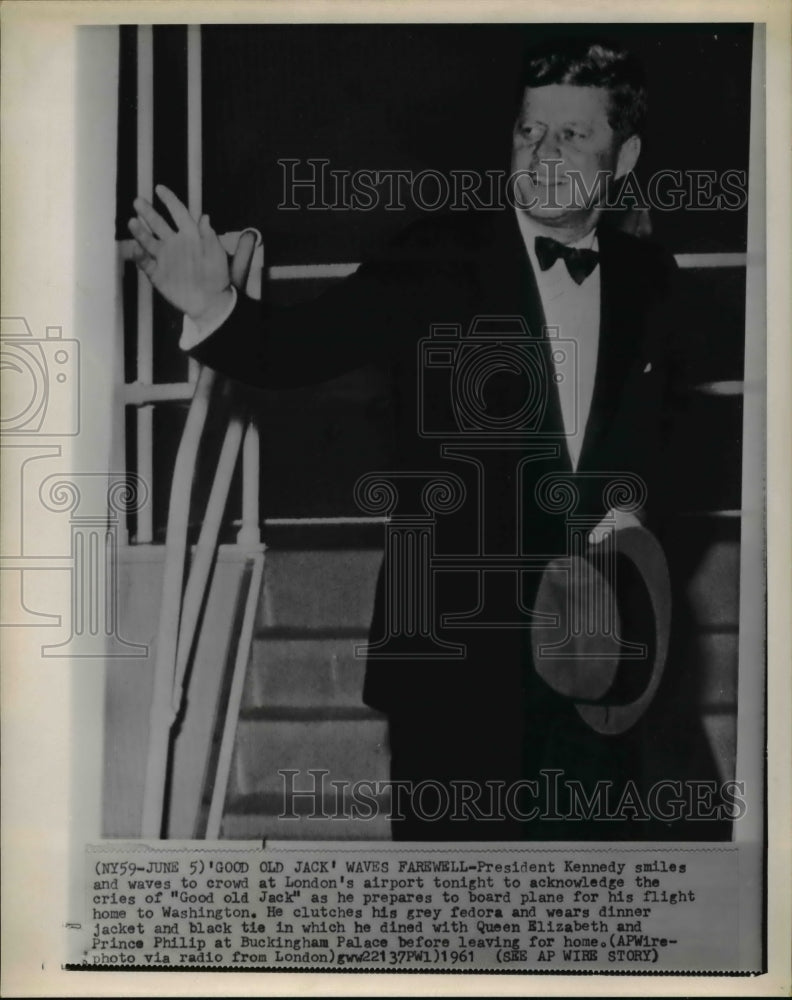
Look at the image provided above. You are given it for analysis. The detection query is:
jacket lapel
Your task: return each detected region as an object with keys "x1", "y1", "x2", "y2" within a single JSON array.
[
  {"x1": 471, "y1": 210, "x2": 570, "y2": 455},
  {"x1": 472, "y1": 209, "x2": 544, "y2": 334}
]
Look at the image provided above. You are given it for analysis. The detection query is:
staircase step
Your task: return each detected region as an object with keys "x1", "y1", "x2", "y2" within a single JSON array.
[
  {"x1": 229, "y1": 715, "x2": 389, "y2": 799},
  {"x1": 664, "y1": 517, "x2": 740, "y2": 624},
  {"x1": 243, "y1": 636, "x2": 369, "y2": 709},
  {"x1": 240, "y1": 705, "x2": 376, "y2": 721},
  {"x1": 257, "y1": 549, "x2": 382, "y2": 631},
  {"x1": 696, "y1": 630, "x2": 739, "y2": 707},
  {"x1": 685, "y1": 540, "x2": 740, "y2": 627}
]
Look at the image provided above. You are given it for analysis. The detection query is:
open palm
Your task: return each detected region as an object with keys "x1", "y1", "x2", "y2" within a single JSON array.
[{"x1": 129, "y1": 184, "x2": 233, "y2": 322}]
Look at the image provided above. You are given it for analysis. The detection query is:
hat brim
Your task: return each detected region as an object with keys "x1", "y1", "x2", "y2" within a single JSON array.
[{"x1": 532, "y1": 525, "x2": 671, "y2": 735}]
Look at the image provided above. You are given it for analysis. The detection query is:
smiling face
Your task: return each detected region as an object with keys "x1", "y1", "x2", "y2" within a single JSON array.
[{"x1": 510, "y1": 83, "x2": 640, "y2": 231}]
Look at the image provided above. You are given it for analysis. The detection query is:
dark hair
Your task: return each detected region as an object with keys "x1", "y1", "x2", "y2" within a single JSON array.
[{"x1": 516, "y1": 38, "x2": 647, "y2": 140}]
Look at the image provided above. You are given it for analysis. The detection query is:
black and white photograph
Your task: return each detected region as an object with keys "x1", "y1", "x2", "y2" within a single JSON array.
[
  {"x1": 1, "y1": 1, "x2": 789, "y2": 994},
  {"x1": 107, "y1": 22, "x2": 760, "y2": 843}
]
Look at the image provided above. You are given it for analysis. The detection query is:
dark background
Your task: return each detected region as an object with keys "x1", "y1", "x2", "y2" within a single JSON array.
[{"x1": 199, "y1": 23, "x2": 752, "y2": 261}]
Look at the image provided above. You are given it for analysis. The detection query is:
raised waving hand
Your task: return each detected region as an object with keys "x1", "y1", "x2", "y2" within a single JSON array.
[{"x1": 129, "y1": 184, "x2": 257, "y2": 329}]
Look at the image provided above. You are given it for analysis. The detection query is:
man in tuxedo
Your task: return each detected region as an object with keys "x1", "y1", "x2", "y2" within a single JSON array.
[{"x1": 129, "y1": 38, "x2": 719, "y2": 841}]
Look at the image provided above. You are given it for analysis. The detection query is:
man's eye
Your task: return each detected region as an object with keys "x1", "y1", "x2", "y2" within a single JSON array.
[
  {"x1": 518, "y1": 124, "x2": 542, "y2": 140},
  {"x1": 563, "y1": 129, "x2": 588, "y2": 142}
]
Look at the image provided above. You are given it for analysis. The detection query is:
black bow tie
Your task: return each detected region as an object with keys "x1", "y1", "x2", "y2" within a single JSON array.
[{"x1": 534, "y1": 235, "x2": 599, "y2": 285}]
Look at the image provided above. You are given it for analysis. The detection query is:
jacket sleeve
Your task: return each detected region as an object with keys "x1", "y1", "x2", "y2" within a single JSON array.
[{"x1": 188, "y1": 244, "x2": 429, "y2": 389}]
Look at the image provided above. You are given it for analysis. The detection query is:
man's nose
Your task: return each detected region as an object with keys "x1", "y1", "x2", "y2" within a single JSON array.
[{"x1": 535, "y1": 128, "x2": 561, "y2": 159}]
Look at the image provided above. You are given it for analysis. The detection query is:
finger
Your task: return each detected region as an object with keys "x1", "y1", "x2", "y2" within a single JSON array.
[
  {"x1": 133, "y1": 197, "x2": 174, "y2": 240},
  {"x1": 126, "y1": 241, "x2": 149, "y2": 264},
  {"x1": 128, "y1": 217, "x2": 160, "y2": 258},
  {"x1": 155, "y1": 184, "x2": 196, "y2": 233},
  {"x1": 230, "y1": 230, "x2": 258, "y2": 291},
  {"x1": 135, "y1": 256, "x2": 157, "y2": 279},
  {"x1": 198, "y1": 213, "x2": 214, "y2": 240},
  {"x1": 129, "y1": 246, "x2": 158, "y2": 275}
]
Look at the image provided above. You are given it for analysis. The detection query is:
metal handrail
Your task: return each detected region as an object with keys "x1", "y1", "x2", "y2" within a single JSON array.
[
  {"x1": 171, "y1": 409, "x2": 247, "y2": 706},
  {"x1": 141, "y1": 366, "x2": 216, "y2": 837},
  {"x1": 137, "y1": 363, "x2": 264, "y2": 841}
]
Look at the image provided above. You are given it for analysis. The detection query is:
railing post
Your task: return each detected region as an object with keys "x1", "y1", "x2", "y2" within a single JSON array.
[
  {"x1": 172, "y1": 412, "x2": 246, "y2": 706},
  {"x1": 135, "y1": 25, "x2": 154, "y2": 544},
  {"x1": 237, "y1": 417, "x2": 261, "y2": 547},
  {"x1": 186, "y1": 24, "x2": 202, "y2": 385},
  {"x1": 141, "y1": 367, "x2": 216, "y2": 839}
]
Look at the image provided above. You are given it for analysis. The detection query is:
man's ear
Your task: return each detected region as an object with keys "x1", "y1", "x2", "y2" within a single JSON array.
[{"x1": 615, "y1": 135, "x2": 641, "y2": 179}]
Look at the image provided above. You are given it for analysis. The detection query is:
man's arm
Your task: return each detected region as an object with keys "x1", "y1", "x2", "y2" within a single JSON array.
[
  {"x1": 129, "y1": 185, "x2": 426, "y2": 389},
  {"x1": 187, "y1": 250, "x2": 429, "y2": 388}
]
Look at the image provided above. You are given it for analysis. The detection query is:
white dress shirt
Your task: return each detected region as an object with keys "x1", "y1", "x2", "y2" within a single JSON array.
[{"x1": 514, "y1": 210, "x2": 601, "y2": 471}]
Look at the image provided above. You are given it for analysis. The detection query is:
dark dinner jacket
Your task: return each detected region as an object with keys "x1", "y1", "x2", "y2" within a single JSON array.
[{"x1": 190, "y1": 207, "x2": 687, "y2": 774}]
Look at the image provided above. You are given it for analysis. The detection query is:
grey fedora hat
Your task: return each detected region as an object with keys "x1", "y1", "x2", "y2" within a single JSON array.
[{"x1": 531, "y1": 524, "x2": 672, "y2": 735}]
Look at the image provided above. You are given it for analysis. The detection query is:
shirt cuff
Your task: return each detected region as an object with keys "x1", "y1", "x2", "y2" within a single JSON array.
[{"x1": 179, "y1": 286, "x2": 238, "y2": 352}]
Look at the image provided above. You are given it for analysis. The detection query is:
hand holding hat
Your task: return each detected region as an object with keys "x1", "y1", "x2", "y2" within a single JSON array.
[{"x1": 531, "y1": 513, "x2": 671, "y2": 736}]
